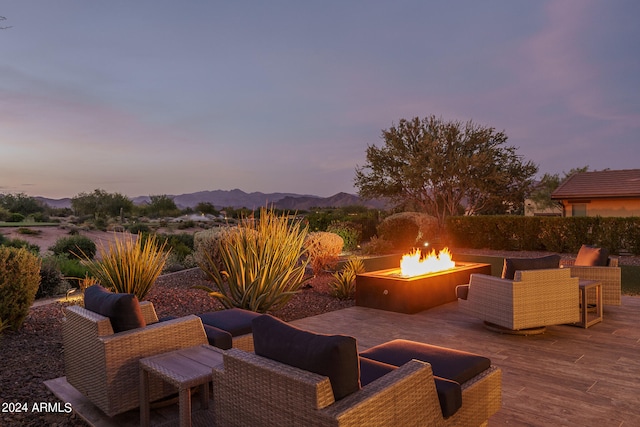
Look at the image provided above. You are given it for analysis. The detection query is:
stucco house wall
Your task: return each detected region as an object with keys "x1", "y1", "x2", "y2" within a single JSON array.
[{"x1": 561, "y1": 198, "x2": 640, "y2": 217}]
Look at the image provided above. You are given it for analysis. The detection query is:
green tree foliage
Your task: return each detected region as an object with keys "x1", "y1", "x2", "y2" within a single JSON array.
[
  {"x1": 0, "y1": 193, "x2": 45, "y2": 217},
  {"x1": 147, "y1": 194, "x2": 180, "y2": 217},
  {"x1": 354, "y1": 116, "x2": 538, "y2": 225},
  {"x1": 71, "y1": 189, "x2": 133, "y2": 218},
  {"x1": 195, "y1": 202, "x2": 220, "y2": 216},
  {"x1": 529, "y1": 166, "x2": 590, "y2": 211}
]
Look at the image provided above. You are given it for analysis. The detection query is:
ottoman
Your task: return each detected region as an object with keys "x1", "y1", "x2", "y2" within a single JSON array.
[
  {"x1": 197, "y1": 308, "x2": 260, "y2": 351},
  {"x1": 359, "y1": 339, "x2": 492, "y2": 418}
]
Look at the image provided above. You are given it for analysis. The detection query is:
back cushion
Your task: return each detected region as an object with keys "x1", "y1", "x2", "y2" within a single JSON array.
[
  {"x1": 252, "y1": 314, "x2": 360, "y2": 400},
  {"x1": 84, "y1": 285, "x2": 146, "y2": 332},
  {"x1": 502, "y1": 255, "x2": 561, "y2": 280},
  {"x1": 575, "y1": 245, "x2": 609, "y2": 266}
]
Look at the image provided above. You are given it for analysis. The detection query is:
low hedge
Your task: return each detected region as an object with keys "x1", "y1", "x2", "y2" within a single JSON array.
[{"x1": 445, "y1": 216, "x2": 640, "y2": 255}]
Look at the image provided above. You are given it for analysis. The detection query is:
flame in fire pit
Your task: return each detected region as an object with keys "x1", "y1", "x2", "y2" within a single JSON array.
[{"x1": 400, "y1": 247, "x2": 455, "y2": 277}]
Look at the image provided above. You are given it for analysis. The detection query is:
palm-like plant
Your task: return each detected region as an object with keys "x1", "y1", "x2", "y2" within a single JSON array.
[
  {"x1": 80, "y1": 233, "x2": 169, "y2": 300},
  {"x1": 197, "y1": 207, "x2": 309, "y2": 312}
]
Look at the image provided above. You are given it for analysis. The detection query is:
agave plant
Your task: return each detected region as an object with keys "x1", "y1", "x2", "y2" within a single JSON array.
[
  {"x1": 196, "y1": 207, "x2": 309, "y2": 313},
  {"x1": 329, "y1": 256, "x2": 365, "y2": 299},
  {"x1": 80, "y1": 233, "x2": 169, "y2": 300}
]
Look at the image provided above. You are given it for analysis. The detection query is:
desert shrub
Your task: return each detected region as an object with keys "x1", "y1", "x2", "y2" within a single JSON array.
[
  {"x1": 17, "y1": 227, "x2": 41, "y2": 235},
  {"x1": 127, "y1": 223, "x2": 150, "y2": 234},
  {"x1": 81, "y1": 233, "x2": 169, "y2": 300},
  {"x1": 55, "y1": 255, "x2": 91, "y2": 286},
  {"x1": 177, "y1": 220, "x2": 196, "y2": 230},
  {"x1": 37, "y1": 256, "x2": 72, "y2": 298},
  {"x1": 303, "y1": 231, "x2": 344, "y2": 274},
  {"x1": 0, "y1": 237, "x2": 40, "y2": 254},
  {"x1": 377, "y1": 214, "x2": 420, "y2": 249},
  {"x1": 49, "y1": 235, "x2": 97, "y2": 259},
  {"x1": 327, "y1": 221, "x2": 362, "y2": 252},
  {"x1": 0, "y1": 247, "x2": 41, "y2": 331},
  {"x1": 195, "y1": 208, "x2": 309, "y2": 313},
  {"x1": 7, "y1": 212, "x2": 25, "y2": 222},
  {"x1": 361, "y1": 236, "x2": 396, "y2": 255},
  {"x1": 330, "y1": 256, "x2": 365, "y2": 299},
  {"x1": 194, "y1": 227, "x2": 232, "y2": 273}
]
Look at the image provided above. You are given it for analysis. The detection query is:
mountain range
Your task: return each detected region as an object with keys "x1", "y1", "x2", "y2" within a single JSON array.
[{"x1": 35, "y1": 189, "x2": 388, "y2": 211}]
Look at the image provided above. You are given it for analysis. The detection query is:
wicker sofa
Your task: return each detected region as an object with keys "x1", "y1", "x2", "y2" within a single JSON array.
[
  {"x1": 212, "y1": 315, "x2": 502, "y2": 426},
  {"x1": 458, "y1": 268, "x2": 580, "y2": 332},
  {"x1": 62, "y1": 301, "x2": 208, "y2": 417}
]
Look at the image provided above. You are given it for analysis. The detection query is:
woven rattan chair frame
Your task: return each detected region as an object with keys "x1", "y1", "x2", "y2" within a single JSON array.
[
  {"x1": 212, "y1": 348, "x2": 501, "y2": 427},
  {"x1": 561, "y1": 257, "x2": 621, "y2": 305},
  {"x1": 62, "y1": 302, "x2": 209, "y2": 417},
  {"x1": 459, "y1": 268, "x2": 580, "y2": 331}
]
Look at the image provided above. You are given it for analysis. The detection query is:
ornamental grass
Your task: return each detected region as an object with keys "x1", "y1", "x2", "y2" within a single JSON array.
[{"x1": 79, "y1": 233, "x2": 169, "y2": 300}]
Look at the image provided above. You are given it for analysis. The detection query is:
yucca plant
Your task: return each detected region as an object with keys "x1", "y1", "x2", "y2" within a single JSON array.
[
  {"x1": 196, "y1": 207, "x2": 309, "y2": 313},
  {"x1": 329, "y1": 256, "x2": 365, "y2": 299},
  {"x1": 79, "y1": 233, "x2": 169, "y2": 300}
]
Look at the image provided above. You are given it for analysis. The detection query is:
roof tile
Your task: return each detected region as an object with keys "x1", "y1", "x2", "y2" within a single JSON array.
[{"x1": 551, "y1": 169, "x2": 640, "y2": 199}]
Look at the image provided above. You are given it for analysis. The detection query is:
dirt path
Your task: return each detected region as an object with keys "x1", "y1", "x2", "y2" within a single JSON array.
[{"x1": 0, "y1": 226, "x2": 134, "y2": 254}]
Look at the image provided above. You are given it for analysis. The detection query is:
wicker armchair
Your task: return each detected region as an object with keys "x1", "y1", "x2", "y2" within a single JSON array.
[
  {"x1": 212, "y1": 348, "x2": 501, "y2": 427},
  {"x1": 458, "y1": 268, "x2": 580, "y2": 332},
  {"x1": 561, "y1": 257, "x2": 621, "y2": 305},
  {"x1": 62, "y1": 302, "x2": 208, "y2": 417}
]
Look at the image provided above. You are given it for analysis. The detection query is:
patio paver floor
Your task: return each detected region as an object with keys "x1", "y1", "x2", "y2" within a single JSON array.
[{"x1": 46, "y1": 296, "x2": 640, "y2": 426}]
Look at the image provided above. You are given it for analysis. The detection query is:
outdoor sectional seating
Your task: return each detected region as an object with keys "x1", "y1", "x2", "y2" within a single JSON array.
[{"x1": 212, "y1": 314, "x2": 502, "y2": 426}]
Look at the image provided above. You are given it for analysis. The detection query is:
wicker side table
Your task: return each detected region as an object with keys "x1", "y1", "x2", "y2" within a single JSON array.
[
  {"x1": 140, "y1": 345, "x2": 224, "y2": 427},
  {"x1": 575, "y1": 280, "x2": 603, "y2": 328}
]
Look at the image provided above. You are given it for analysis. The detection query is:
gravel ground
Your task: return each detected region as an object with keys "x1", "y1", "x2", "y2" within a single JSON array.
[
  {"x1": 1, "y1": 248, "x2": 637, "y2": 426},
  {"x1": 0, "y1": 268, "x2": 352, "y2": 427}
]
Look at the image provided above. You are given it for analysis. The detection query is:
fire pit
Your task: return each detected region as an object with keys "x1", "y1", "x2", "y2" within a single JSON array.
[{"x1": 355, "y1": 249, "x2": 490, "y2": 314}]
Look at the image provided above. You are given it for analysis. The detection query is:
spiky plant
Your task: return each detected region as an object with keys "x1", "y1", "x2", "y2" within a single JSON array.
[
  {"x1": 196, "y1": 207, "x2": 309, "y2": 313},
  {"x1": 80, "y1": 233, "x2": 169, "y2": 300},
  {"x1": 329, "y1": 256, "x2": 365, "y2": 299}
]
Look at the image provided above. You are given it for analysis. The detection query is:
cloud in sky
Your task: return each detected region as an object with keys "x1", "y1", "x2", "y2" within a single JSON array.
[{"x1": 0, "y1": 1, "x2": 638, "y2": 199}]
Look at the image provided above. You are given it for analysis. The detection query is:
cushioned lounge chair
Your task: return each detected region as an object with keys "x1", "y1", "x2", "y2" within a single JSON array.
[
  {"x1": 458, "y1": 259, "x2": 580, "y2": 333},
  {"x1": 212, "y1": 315, "x2": 501, "y2": 426},
  {"x1": 62, "y1": 286, "x2": 209, "y2": 417},
  {"x1": 560, "y1": 244, "x2": 621, "y2": 305}
]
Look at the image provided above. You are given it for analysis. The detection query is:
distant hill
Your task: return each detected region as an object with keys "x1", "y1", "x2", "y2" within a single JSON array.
[
  {"x1": 275, "y1": 192, "x2": 388, "y2": 210},
  {"x1": 36, "y1": 189, "x2": 388, "y2": 210},
  {"x1": 34, "y1": 197, "x2": 72, "y2": 209}
]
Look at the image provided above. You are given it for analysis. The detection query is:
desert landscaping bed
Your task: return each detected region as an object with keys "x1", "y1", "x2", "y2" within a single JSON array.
[{"x1": 0, "y1": 268, "x2": 353, "y2": 427}]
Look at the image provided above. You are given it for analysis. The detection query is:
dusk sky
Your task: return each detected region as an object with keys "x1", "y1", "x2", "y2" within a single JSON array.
[{"x1": 1, "y1": 1, "x2": 638, "y2": 199}]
